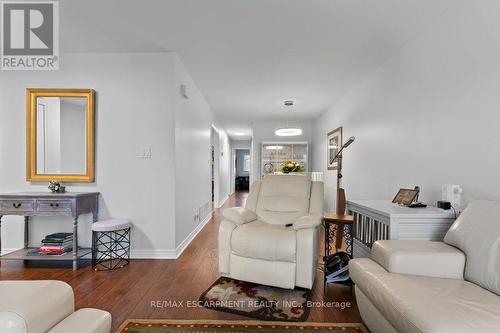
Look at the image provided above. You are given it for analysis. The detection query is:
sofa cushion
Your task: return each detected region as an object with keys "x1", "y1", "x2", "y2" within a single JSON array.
[
  {"x1": 231, "y1": 221, "x2": 296, "y2": 262},
  {"x1": 350, "y1": 258, "x2": 500, "y2": 333},
  {"x1": 371, "y1": 240, "x2": 465, "y2": 279},
  {"x1": 256, "y1": 174, "x2": 311, "y2": 225},
  {"x1": 444, "y1": 200, "x2": 500, "y2": 296}
]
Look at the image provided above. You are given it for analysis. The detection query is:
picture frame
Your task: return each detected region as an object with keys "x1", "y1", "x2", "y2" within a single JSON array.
[
  {"x1": 327, "y1": 126, "x2": 343, "y2": 170},
  {"x1": 392, "y1": 189, "x2": 419, "y2": 206}
]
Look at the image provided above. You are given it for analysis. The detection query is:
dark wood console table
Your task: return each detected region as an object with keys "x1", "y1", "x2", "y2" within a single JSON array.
[{"x1": 0, "y1": 192, "x2": 99, "y2": 270}]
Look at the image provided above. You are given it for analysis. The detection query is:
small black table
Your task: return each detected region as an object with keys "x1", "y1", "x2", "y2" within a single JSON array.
[{"x1": 323, "y1": 214, "x2": 354, "y2": 289}]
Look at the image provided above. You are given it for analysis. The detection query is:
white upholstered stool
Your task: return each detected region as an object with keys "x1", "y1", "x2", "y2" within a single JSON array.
[{"x1": 92, "y1": 219, "x2": 131, "y2": 271}]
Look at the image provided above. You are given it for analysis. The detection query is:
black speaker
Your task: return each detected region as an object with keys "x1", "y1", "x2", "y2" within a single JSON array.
[{"x1": 437, "y1": 201, "x2": 451, "y2": 210}]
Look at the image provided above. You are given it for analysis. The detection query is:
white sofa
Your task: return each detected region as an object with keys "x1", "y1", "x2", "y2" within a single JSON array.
[
  {"x1": 350, "y1": 200, "x2": 500, "y2": 333},
  {"x1": 0, "y1": 280, "x2": 111, "y2": 333},
  {"x1": 219, "y1": 174, "x2": 324, "y2": 289}
]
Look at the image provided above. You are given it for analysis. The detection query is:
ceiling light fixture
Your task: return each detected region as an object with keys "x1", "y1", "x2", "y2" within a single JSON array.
[
  {"x1": 275, "y1": 128, "x2": 303, "y2": 136},
  {"x1": 266, "y1": 145, "x2": 284, "y2": 150},
  {"x1": 275, "y1": 100, "x2": 302, "y2": 137},
  {"x1": 233, "y1": 132, "x2": 245, "y2": 136}
]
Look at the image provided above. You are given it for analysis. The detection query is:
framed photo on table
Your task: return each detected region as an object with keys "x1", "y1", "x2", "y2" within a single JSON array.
[
  {"x1": 327, "y1": 127, "x2": 343, "y2": 170},
  {"x1": 392, "y1": 189, "x2": 419, "y2": 206}
]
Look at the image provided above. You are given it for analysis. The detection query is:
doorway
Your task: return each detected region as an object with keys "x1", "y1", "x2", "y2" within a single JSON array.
[{"x1": 234, "y1": 149, "x2": 250, "y2": 191}]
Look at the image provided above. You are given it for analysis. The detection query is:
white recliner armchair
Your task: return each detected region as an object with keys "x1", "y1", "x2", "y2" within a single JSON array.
[{"x1": 219, "y1": 174, "x2": 324, "y2": 289}]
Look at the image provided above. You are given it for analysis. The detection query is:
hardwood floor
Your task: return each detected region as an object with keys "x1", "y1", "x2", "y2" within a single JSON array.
[{"x1": 0, "y1": 191, "x2": 361, "y2": 331}]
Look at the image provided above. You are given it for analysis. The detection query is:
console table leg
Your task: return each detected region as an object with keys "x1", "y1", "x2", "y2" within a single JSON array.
[
  {"x1": 24, "y1": 216, "x2": 29, "y2": 249},
  {"x1": 72, "y1": 217, "x2": 78, "y2": 270}
]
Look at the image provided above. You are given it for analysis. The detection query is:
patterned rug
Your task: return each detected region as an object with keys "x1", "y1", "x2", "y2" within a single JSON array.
[
  {"x1": 116, "y1": 320, "x2": 368, "y2": 333},
  {"x1": 199, "y1": 277, "x2": 312, "y2": 322}
]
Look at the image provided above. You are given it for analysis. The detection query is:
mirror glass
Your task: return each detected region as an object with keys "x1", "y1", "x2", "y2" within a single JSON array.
[{"x1": 35, "y1": 96, "x2": 87, "y2": 174}]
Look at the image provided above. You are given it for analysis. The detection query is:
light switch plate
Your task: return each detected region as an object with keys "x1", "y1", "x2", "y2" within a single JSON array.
[{"x1": 139, "y1": 147, "x2": 152, "y2": 159}]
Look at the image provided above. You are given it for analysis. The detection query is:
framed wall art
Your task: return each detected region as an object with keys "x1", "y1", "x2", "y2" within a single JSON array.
[{"x1": 327, "y1": 126, "x2": 342, "y2": 170}]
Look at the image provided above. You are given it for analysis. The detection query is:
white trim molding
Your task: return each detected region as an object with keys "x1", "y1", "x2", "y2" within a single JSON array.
[
  {"x1": 0, "y1": 248, "x2": 19, "y2": 256},
  {"x1": 216, "y1": 195, "x2": 229, "y2": 209},
  {"x1": 175, "y1": 212, "x2": 212, "y2": 258},
  {"x1": 130, "y1": 249, "x2": 177, "y2": 259},
  {"x1": 130, "y1": 212, "x2": 213, "y2": 259}
]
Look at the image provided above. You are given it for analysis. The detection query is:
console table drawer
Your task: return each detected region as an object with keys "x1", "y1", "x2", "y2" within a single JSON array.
[
  {"x1": 37, "y1": 200, "x2": 73, "y2": 213},
  {"x1": 0, "y1": 200, "x2": 35, "y2": 213}
]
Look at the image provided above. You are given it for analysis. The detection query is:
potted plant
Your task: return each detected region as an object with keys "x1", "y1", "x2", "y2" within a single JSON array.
[{"x1": 280, "y1": 161, "x2": 305, "y2": 173}]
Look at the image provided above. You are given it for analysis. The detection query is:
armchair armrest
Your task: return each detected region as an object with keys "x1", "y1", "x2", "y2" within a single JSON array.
[
  {"x1": 222, "y1": 207, "x2": 257, "y2": 225},
  {"x1": 292, "y1": 215, "x2": 322, "y2": 230},
  {"x1": 371, "y1": 240, "x2": 465, "y2": 279}
]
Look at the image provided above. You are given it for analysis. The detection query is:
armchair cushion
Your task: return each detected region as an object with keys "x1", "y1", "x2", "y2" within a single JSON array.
[
  {"x1": 292, "y1": 215, "x2": 322, "y2": 230},
  {"x1": 371, "y1": 240, "x2": 465, "y2": 279},
  {"x1": 231, "y1": 221, "x2": 296, "y2": 262},
  {"x1": 222, "y1": 207, "x2": 257, "y2": 225},
  {"x1": 256, "y1": 175, "x2": 312, "y2": 225}
]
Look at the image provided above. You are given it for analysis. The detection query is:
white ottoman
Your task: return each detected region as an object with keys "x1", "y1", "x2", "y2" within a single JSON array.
[{"x1": 92, "y1": 219, "x2": 131, "y2": 271}]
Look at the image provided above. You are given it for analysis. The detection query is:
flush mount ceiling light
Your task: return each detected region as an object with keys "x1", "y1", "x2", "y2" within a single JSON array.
[
  {"x1": 275, "y1": 100, "x2": 302, "y2": 137},
  {"x1": 275, "y1": 128, "x2": 303, "y2": 136},
  {"x1": 266, "y1": 145, "x2": 284, "y2": 150}
]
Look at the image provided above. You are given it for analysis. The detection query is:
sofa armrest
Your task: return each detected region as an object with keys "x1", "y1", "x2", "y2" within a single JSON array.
[
  {"x1": 222, "y1": 207, "x2": 257, "y2": 225},
  {"x1": 0, "y1": 280, "x2": 74, "y2": 333},
  {"x1": 293, "y1": 215, "x2": 322, "y2": 230},
  {"x1": 371, "y1": 240, "x2": 465, "y2": 279},
  {"x1": 0, "y1": 312, "x2": 27, "y2": 333},
  {"x1": 47, "y1": 308, "x2": 111, "y2": 333}
]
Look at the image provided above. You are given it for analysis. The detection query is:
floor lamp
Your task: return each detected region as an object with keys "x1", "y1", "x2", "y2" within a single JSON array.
[
  {"x1": 330, "y1": 136, "x2": 355, "y2": 212},
  {"x1": 329, "y1": 136, "x2": 355, "y2": 251}
]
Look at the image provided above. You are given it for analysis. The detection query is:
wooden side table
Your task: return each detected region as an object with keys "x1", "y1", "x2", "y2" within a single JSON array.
[{"x1": 323, "y1": 214, "x2": 354, "y2": 289}]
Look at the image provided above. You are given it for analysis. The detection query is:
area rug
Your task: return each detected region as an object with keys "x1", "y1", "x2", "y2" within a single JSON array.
[
  {"x1": 116, "y1": 320, "x2": 368, "y2": 333},
  {"x1": 199, "y1": 277, "x2": 311, "y2": 322}
]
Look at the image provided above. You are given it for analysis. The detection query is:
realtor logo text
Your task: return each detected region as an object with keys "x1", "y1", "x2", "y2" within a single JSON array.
[{"x1": 1, "y1": 1, "x2": 59, "y2": 70}]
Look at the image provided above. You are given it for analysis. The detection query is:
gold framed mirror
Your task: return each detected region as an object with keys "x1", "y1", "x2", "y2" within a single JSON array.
[{"x1": 26, "y1": 88, "x2": 95, "y2": 182}]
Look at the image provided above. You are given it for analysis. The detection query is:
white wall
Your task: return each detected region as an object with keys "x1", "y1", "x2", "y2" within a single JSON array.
[
  {"x1": 0, "y1": 53, "x2": 177, "y2": 255},
  {"x1": 251, "y1": 120, "x2": 313, "y2": 184},
  {"x1": 173, "y1": 55, "x2": 229, "y2": 249},
  {"x1": 312, "y1": 0, "x2": 500, "y2": 213},
  {"x1": 231, "y1": 139, "x2": 252, "y2": 150},
  {"x1": 216, "y1": 127, "x2": 231, "y2": 207}
]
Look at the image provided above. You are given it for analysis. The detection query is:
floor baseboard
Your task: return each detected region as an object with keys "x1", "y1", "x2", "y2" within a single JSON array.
[
  {"x1": 130, "y1": 212, "x2": 213, "y2": 259},
  {"x1": 216, "y1": 195, "x2": 229, "y2": 208},
  {"x1": 175, "y1": 212, "x2": 212, "y2": 258}
]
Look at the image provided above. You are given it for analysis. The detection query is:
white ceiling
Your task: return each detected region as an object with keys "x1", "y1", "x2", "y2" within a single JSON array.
[{"x1": 60, "y1": 0, "x2": 457, "y2": 140}]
